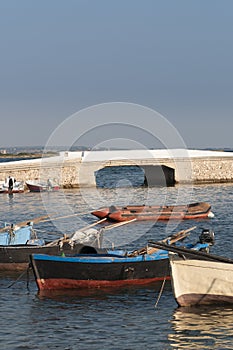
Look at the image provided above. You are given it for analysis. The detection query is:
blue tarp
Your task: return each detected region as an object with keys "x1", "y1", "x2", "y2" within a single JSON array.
[{"x1": 0, "y1": 225, "x2": 32, "y2": 245}]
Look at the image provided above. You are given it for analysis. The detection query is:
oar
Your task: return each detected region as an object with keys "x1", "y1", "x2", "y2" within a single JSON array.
[
  {"x1": 144, "y1": 226, "x2": 197, "y2": 255},
  {"x1": 148, "y1": 241, "x2": 233, "y2": 264},
  {"x1": 128, "y1": 226, "x2": 196, "y2": 257},
  {"x1": 0, "y1": 210, "x2": 100, "y2": 233},
  {"x1": 45, "y1": 218, "x2": 134, "y2": 247},
  {"x1": 45, "y1": 218, "x2": 107, "y2": 246},
  {"x1": 165, "y1": 226, "x2": 196, "y2": 245},
  {"x1": 103, "y1": 218, "x2": 137, "y2": 231},
  {"x1": 0, "y1": 215, "x2": 49, "y2": 233},
  {"x1": 76, "y1": 218, "x2": 107, "y2": 231}
]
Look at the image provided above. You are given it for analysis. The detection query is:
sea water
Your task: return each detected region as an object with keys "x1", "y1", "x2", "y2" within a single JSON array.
[{"x1": 0, "y1": 179, "x2": 233, "y2": 349}]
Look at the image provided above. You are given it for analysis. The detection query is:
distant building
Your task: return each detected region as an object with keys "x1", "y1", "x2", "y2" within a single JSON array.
[{"x1": 0, "y1": 149, "x2": 7, "y2": 154}]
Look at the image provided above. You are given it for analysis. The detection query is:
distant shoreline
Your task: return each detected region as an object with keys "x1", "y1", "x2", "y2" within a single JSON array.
[{"x1": 0, "y1": 152, "x2": 58, "y2": 159}]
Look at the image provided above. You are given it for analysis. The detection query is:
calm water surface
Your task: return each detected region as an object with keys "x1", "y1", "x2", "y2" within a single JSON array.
[{"x1": 0, "y1": 181, "x2": 233, "y2": 349}]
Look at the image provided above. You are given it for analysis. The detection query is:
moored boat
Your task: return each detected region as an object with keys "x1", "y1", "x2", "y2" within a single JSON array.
[
  {"x1": 30, "y1": 228, "x2": 214, "y2": 291},
  {"x1": 148, "y1": 241, "x2": 233, "y2": 307},
  {"x1": 91, "y1": 202, "x2": 214, "y2": 222},
  {"x1": 0, "y1": 221, "x2": 104, "y2": 271},
  {"x1": 0, "y1": 179, "x2": 24, "y2": 194},
  {"x1": 26, "y1": 180, "x2": 60, "y2": 192},
  {"x1": 170, "y1": 255, "x2": 233, "y2": 307}
]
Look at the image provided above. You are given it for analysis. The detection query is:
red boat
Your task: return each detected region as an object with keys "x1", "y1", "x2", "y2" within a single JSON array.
[
  {"x1": 91, "y1": 202, "x2": 214, "y2": 222},
  {"x1": 26, "y1": 180, "x2": 60, "y2": 192}
]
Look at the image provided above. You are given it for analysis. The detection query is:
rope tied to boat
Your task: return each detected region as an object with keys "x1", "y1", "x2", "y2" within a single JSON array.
[
  {"x1": 6, "y1": 265, "x2": 31, "y2": 290},
  {"x1": 154, "y1": 264, "x2": 169, "y2": 309}
]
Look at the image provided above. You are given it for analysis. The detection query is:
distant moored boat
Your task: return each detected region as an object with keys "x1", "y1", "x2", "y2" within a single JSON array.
[
  {"x1": 26, "y1": 180, "x2": 60, "y2": 192},
  {"x1": 0, "y1": 178, "x2": 25, "y2": 194}
]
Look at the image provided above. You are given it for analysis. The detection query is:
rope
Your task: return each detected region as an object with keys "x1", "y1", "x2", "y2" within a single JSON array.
[
  {"x1": 27, "y1": 265, "x2": 31, "y2": 291},
  {"x1": 6, "y1": 268, "x2": 28, "y2": 288},
  {"x1": 154, "y1": 265, "x2": 169, "y2": 308},
  {"x1": 154, "y1": 277, "x2": 167, "y2": 308},
  {"x1": 153, "y1": 226, "x2": 195, "y2": 308}
]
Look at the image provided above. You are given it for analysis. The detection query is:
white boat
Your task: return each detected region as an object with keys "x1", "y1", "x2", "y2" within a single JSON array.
[
  {"x1": 170, "y1": 254, "x2": 233, "y2": 306},
  {"x1": 0, "y1": 178, "x2": 24, "y2": 193}
]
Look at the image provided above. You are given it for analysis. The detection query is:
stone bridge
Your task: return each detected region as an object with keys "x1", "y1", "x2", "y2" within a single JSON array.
[{"x1": 1, "y1": 149, "x2": 233, "y2": 188}]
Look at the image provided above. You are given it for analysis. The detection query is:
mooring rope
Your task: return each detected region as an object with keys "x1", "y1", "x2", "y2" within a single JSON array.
[
  {"x1": 6, "y1": 268, "x2": 28, "y2": 289},
  {"x1": 154, "y1": 265, "x2": 169, "y2": 308}
]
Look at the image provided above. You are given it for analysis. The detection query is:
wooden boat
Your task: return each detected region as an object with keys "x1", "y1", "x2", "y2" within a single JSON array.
[
  {"x1": 26, "y1": 180, "x2": 60, "y2": 192},
  {"x1": 170, "y1": 255, "x2": 233, "y2": 307},
  {"x1": 91, "y1": 202, "x2": 214, "y2": 222},
  {"x1": 148, "y1": 241, "x2": 233, "y2": 307},
  {"x1": 0, "y1": 221, "x2": 104, "y2": 271},
  {"x1": 29, "y1": 228, "x2": 214, "y2": 291},
  {"x1": 0, "y1": 180, "x2": 24, "y2": 194}
]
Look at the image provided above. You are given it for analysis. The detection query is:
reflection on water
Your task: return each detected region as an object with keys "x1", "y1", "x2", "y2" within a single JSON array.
[{"x1": 169, "y1": 306, "x2": 233, "y2": 349}]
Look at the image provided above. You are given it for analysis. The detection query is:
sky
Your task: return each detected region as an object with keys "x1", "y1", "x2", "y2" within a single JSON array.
[{"x1": 0, "y1": 0, "x2": 233, "y2": 149}]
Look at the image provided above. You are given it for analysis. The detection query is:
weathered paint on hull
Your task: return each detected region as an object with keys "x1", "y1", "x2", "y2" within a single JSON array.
[
  {"x1": 36, "y1": 276, "x2": 171, "y2": 290},
  {"x1": 170, "y1": 257, "x2": 233, "y2": 307},
  {"x1": 31, "y1": 256, "x2": 170, "y2": 291}
]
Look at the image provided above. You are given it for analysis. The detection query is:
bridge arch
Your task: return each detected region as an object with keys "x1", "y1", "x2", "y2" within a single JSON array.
[{"x1": 95, "y1": 164, "x2": 175, "y2": 188}]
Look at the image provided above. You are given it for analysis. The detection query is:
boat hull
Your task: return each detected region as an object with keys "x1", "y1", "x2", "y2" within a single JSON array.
[
  {"x1": 170, "y1": 256, "x2": 233, "y2": 306},
  {"x1": 92, "y1": 202, "x2": 213, "y2": 222},
  {"x1": 30, "y1": 254, "x2": 170, "y2": 290},
  {"x1": 26, "y1": 182, "x2": 60, "y2": 192}
]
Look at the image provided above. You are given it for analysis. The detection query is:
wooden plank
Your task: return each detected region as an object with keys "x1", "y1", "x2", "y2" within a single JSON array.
[{"x1": 148, "y1": 241, "x2": 233, "y2": 264}]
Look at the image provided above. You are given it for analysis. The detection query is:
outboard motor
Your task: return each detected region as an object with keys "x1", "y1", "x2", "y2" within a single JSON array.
[{"x1": 199, "y1": 228, "x2": 215, "y2": 246}]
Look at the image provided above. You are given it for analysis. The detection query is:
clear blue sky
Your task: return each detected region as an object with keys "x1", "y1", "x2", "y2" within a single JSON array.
[{"x1": 0, "y1": 0, "x2": 232, "y2": 149}]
